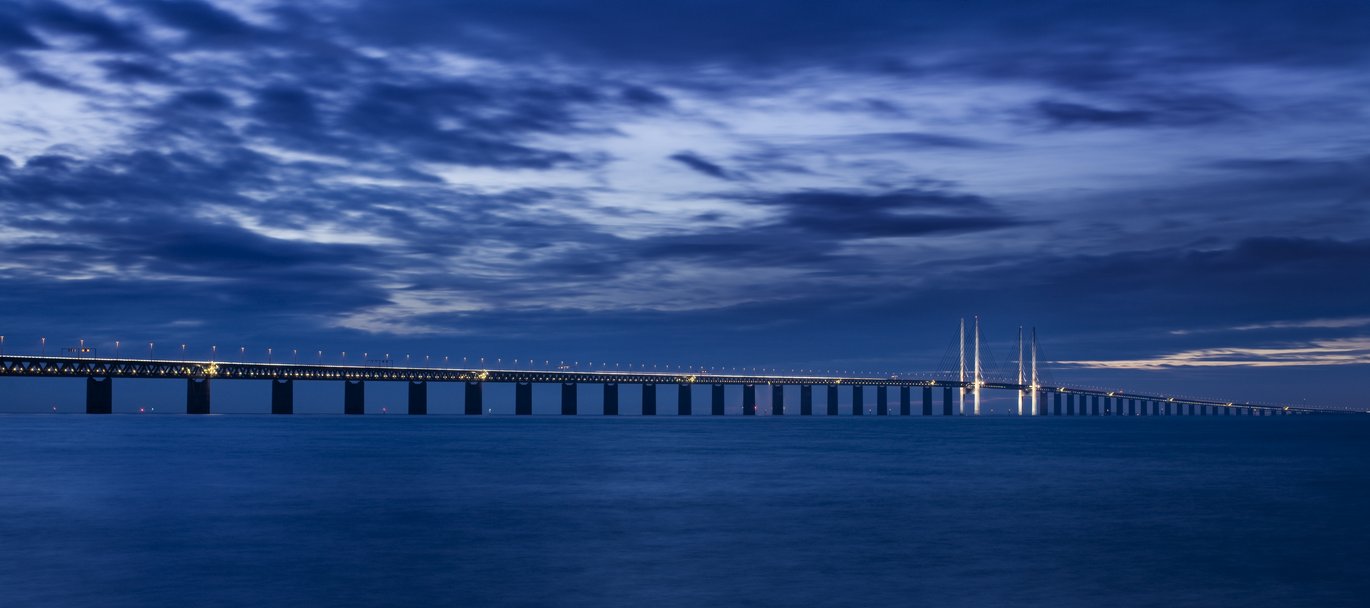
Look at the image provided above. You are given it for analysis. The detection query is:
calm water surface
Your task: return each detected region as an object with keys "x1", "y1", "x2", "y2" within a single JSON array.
[{"x1": 1, "y1": 416, "x2": 1367, "y2": 607}]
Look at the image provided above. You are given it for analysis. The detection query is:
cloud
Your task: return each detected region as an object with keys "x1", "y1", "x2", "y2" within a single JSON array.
[
  {"x1": 1033, "y1": 94, "x2": 1246, "y2": 128},
  {"x1": 668, "y1": 151, "x2": 745, "y2": 181},
  {"x1": 1061, "y1": 338, "x2": 1370, "y2": 369}
]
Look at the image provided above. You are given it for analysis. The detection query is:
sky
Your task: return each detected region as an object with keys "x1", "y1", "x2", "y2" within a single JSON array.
[{"x1": 0, "y1": 0, "x2": 1368, "y2": 412}]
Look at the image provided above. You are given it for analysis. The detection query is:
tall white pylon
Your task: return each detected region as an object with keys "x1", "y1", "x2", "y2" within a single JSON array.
[
  {"x1": 1030, "y1": 327, "x2": 1040, "y2": 416},
  {"x1": 958, "y1": 318, "x2": 966, "y2": 416},
  {"x1": 1017, "y1": 326, "x2": 1024, "y2": 416},
  {"x1": 973, "y1": 315, "x2": 982, "y2": 416}
]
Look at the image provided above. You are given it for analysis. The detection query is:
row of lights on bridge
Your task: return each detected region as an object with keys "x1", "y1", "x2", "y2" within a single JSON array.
[{"x1": 1, "y1": 337, "x2": 959, "y2": 378}]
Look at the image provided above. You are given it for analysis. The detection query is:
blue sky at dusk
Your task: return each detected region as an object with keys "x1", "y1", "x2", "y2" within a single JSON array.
[{"x1": 1, "y1": 0, "x2": 1368, "y2": 411}]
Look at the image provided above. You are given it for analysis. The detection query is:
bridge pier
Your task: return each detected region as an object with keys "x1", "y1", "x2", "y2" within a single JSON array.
[
  {"x1": 942, "y1": 386, "x2": 953, "y2": 416},
  {"x1": 1066, "y1": 393, "x2": 1076, "y2": 416},
  {"x1": 922, "y1": 386, "x2": 933, "y2": 416},
  {"x1": 712, "y1": 384, "x2": 725, "y2": 415},
  {"x1": 86, "y1": 376, "x2": 112, "y2": 414},
  {"x1": 1052, "y1": 391, "x2": 1062, "y2": 416},
  {"x1": 876, "y1": 386, "x2": 888, "y2": 416},
  {"x1": 800, "y1": 385, "x2": 813, "y2": 415},
  {"x1": 852, "y1": 385, "x2": 863, "y2": 416},
  {"x1": 1091, "y1": 395, "x2": 1101, "y2": 416},
  {"x1": 515, "y1": 382, "x2": 533, "y2": 415},
  {"x1": 742, "y1": 384, "x2": 756, "y2": 416},
  {"x1": 272, "y1": 379, "x2": 293, "y2": 414},
  {"x1": 643, "y1": 383, "x2": 657, "y2": 416},
  {"x1": 408, "y1": 381, "x2": 427, "y2": 415},
  {"x1": 827, "y1": 385, "x2": 839, "y2": 416},
  {"x1": 772, "y1": 384, "x2": 784, "y2": 415},
  {"x1": 678, "y1": 384, "x2": 692, "y2": 415},
  {"x1": 464, "y1": 381, "x2": 483, "y2": 415},
  {"x1": 561, "y1": 382, "x2": 577, "y2": 415},
  {"x1": 186, "y1": 378, "x2": 211, "y2": 414},
  {"x1": 344, "y1": 380, "x2": 364, "y2": 415},
  {"x1": 900, "y1": 386, "x2": 910, "y2": 416},
  {"x1": 604, "y1": 383, "x2": 619, "y2": 415}
]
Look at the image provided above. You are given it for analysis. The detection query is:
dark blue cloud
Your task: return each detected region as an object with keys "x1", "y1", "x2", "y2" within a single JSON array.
[{"x1": 669, "y1": 151, "x2": 743, "y2": 181}]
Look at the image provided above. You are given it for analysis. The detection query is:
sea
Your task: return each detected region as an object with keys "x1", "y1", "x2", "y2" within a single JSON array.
[{"x1": 1, "y1": 416, "x2": 1367, "y2": 607}]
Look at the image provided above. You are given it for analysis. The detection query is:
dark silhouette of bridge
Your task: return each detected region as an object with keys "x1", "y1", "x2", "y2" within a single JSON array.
[{"x1": 0, "y1": 319, "x2": 1355, "y2": 416}]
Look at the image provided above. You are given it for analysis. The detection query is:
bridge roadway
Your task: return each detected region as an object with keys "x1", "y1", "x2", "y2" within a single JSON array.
[{"x1": 0, "y1": 354, "x2": 1348, "y2": 416}]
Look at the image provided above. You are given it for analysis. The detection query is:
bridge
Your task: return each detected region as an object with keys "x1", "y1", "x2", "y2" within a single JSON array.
[
  {"x1": 0, "y1": 319, "x2": 1352, "y2": 416},
  {"x1": 0, "y1": 316, "x2": 1348, "y2": 416}
]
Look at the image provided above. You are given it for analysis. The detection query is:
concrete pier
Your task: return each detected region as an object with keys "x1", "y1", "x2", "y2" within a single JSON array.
[
  {"x1": 604, "y1": 383, "x2": 619, "y2": 415},
  {"x1": 1091, "y1": 395, "x2": 1101, "y2": 416},
  {"x1": 1066, "y1": 393, "x2": 1076, "y2": 416},
  {"x1": 828, "y1": 385, "x2": 840, "y2": 416},
  {"x1": 876, "y1": 386, "x2": 888, "y2": 416},
  {"x1": 800, "y1": 385, "x2": 813, "y2": 415},
  {"x1": 408, "y1": 381, "x2": 427, "y2": 415},
  {"x1": 561, "y1": 382, "x2": 577, "y2": 415},
  {"x1": 271, "y1": 379, "x2": 293, "y2": 414},
  {"x1": 852, "y1": 385, "x2": 864, "y2": 416},
  {"x1": 772, "y1": 384, "x2": 784, "y2": 415},
  {"x1": 1052, "y1": 391, "x2": 1062, "y2": 416},
  {"x1": 712, "y1": 384, "x2": 725, "y2": 415},
  {"x1": 678, "y1": 384, "x2": 692, "y2": 415},
  {"x1": 643, "y1": 383, "x2": 657, "y2": 416},
  {"x1": 743, "y1": 384, "x2": 756, "y2": 416},
  {"x1": 85, "y1": 376, "x2": 112, "y2": 414},
  {"x1": 922, "y1": 386, "x2": 933, "y2": 416},
  {"x1": 942, "y1": 386, "x2": 953, "y2": 416},
  {"x1": 900, "y1": 386, "x2": 911, "y2": 416},
  {"x1": 515, "y1": 382, "x2": 533, "y2": 415},
  {"x1": 186, "y1": 378, "x2": 211, "y2": 415},
  {"x1": 464, "y1": 381, "x2": 482, "y2": 415},
  {"x1": 344, "y1": 380, "x2": 364, "y2": 415}
]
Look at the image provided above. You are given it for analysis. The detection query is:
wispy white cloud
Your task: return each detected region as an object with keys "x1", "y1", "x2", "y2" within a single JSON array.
[
  {"x1": 1061, "y1": 337, "x2": 1370, "y2": 369},
  {"x1": 1169, "y1": 316, "x2": 1370, "y2": 335}
]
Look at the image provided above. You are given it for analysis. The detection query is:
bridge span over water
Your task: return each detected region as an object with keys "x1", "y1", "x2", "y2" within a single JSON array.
[{"x1": 0, "y1": 354, "x2": 1347, "y2": 416}]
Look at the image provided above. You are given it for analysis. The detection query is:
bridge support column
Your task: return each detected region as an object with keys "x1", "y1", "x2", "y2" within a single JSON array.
[
  {"x1": 712, "y1": 384, "x2": 725, "y2": 415},
  {"x1": 828, "y1": 385, "x2": 840, "y2": 416},
  {"x1": 408, "y1": 381, "x2": 427, "y2": 415},
  {"x1": 1066, "y1": 393, "x2": 1076, "y2": 416},
  {"x1": 942, "y1": 386, "x2": 953, "y2": 416},
  {"x1": 1091, "y1": 395, "x2": 1101, "y2": 416},
  {"x1": 772, "y1": 384, "x2": 784, "y2": 415},
  {"x1": 800, "y1": 385, "x2": 813, "y2": 415},
  {"x1": 272, "y1": 379, "x2": 293, "y2": 415},
  {"x1": 604, "y1": 383, "x2": 619, "y2": 415},
  {"x1": 922, "y1": 386, "x2": 933, "y2": 416},
  {"x1": 643, "y1": 384, "x2": 657, "y2": 416},
  {"x1": 876, "y1": 386, "x2": 888, "y2": 416},
  {"x1": 742, "y1": 384, "x2": 756, "y2": 416},
  {"x1": 464, "y1": 381, "x2": 483, "y2": 415},
  {"x1": 677, "y1": 384, "x2": 691, "y2": 415},
  {"x1": 561, "y1": 383, "x2": 577, "y2": 415},
  {"x1": 852, "y1": 385, "x2": 863, "y2": 416},
  {"x1": 515, "y1": 382, "x2": 533, "y2": 415},
  {"x1": 344, "y1": 380, "x2": 364, "y2": 415},
  {"x1": 1052, "y1": 391, "x2": 1062, "y2": 416},
  {"x1": 900, "y1": 386, "x2": 911, "y2": 416},
  {"x1": 186, "y1": 378, "x2": 211, "y2": 415},
  {"x1": 86, "y1": 376, "x2": 112, "y2": 414}
]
